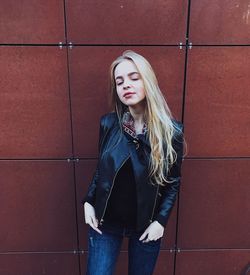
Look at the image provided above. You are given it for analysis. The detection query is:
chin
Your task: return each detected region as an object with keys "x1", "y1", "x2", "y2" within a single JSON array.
[{"x1": 126, "y1": 102, "x2": 139, "y2": 106}]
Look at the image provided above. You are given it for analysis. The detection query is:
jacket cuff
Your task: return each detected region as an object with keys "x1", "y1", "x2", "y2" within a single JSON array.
[
  {"x1": 154, "y1": 212, "x2": 171, "y2": 228},
  {"x1": 81, "y1": 196, "x2": 95, "y2": 206}
]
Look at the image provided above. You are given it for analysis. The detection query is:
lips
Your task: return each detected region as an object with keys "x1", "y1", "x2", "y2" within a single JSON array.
[{"x1": 123, "y1": 92, "x2": 135, "y2": 97}]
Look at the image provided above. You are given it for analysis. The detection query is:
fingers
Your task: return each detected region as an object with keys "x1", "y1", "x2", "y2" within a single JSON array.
[
  {"x1": 142, "y1": 235, "x2": 159, "y2": 243},
  {"x1": 139, "y1": 230, "x2": 148, "y2": 241},
  {"x1": 92, "y1": 217, "x2": 98, "y2": 228},
  {"x1": 142, "y1": 236, "x2": 157, "y2": 243},
  {"x1": 86, "y1": 217, "x2": 102, "y2": 234},
  {"x1": 139, "y1": 222, "x2": 164, "y2": 243},
  {"x1": 139, "y1": 232, "x2": 156, "y2": 242},
  {"x1": 141, "y1": 232, "x2": 154, "y2": 243},
  {"x1": 90, "y1": 224, "x2": 102, "y2": 234},
  {"x1": 84, "y1": 216, "x2": 102, "y2": 234},
  {"x1": 142, "y1": 238, "x2": 151, "y2": 243}
]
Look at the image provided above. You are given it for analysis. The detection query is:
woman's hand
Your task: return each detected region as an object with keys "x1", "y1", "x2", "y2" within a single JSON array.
[
  {"x1": 139, "y1": 221, "x2": 164, "y2": 243},
  {"x1": 84, "y1": 202, "x2": 102, "y2": 234}
]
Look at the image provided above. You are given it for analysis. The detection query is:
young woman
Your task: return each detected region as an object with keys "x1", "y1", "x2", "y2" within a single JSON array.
[{"x1": 82, "y1": 50, "x2": 186, "y2": 275}]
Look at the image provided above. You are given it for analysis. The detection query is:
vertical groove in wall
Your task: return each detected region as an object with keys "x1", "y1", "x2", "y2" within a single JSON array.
[
  {"x1": 173, "y1": 0, "x2": 192, "y2": 274},
  {"x1": 63, "y1": 0, "x2": 74, "y2": 157},
  {"x1": 63, "y1": 0, "x2": 68, "y2": 44},
  {"x1": 63, "y1": 0, "x2": 82, "y2": 274},
  {"x1": 72, "y1": 161, "x2": 82, "y2": 275}
]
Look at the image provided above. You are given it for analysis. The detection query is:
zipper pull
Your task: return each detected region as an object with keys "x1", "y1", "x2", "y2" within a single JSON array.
[{"x1": 133, "y1": 139, "x2": 140, "y2": 149}]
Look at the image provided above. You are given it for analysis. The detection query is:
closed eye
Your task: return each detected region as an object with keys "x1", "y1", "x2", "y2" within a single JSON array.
[{"x1": 116, "y1": 73, "x2": 140, "y2": 86}]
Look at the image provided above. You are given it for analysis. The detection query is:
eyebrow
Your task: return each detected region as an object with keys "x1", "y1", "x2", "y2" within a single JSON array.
[{"x1": 115, "y1": 72, "x2": 139, "y2": 81}]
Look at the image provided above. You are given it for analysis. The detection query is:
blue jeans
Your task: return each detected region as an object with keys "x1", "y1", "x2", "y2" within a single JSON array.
[{"x1": 86, "y1": 222, "x2": 162, "y2": 275}]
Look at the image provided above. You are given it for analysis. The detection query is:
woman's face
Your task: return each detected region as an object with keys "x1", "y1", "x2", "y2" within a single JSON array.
[{"x1": 114, "y1": 60, "x2": 146, "y2": 107}]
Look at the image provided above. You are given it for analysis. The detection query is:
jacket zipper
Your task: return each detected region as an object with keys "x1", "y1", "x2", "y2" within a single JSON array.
[
  {"x1": 99, "y1": 154, "x2": 130, "y2": 225},
  {"x1": 149, "y1": 183, "x2": 160, "y2": 223}
]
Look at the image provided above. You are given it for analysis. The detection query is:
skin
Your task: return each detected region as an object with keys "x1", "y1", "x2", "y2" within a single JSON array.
[
  {"x1": 84, "y1": 60, "x2": 164, "y2": 242},
  {"x1": 114, "y1": 59, "x2": 146, "y2": 133}
]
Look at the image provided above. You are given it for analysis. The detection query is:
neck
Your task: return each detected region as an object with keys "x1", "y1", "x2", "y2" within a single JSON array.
[{"x1": 128, "y1": 103, "x2": 145, "y2": 124}]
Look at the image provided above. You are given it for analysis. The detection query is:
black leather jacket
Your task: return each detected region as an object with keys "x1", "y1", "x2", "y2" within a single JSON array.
[{"x1": 82, "y1": 112, "x2": 184, "y2": 232}]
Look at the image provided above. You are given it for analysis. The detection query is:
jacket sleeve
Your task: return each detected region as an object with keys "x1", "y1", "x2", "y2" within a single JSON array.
[
  {"x1": 155, "y1": 123, "x2": 184, "y2": 227},
  {"x1": 81, "y1": 115, "x2": 107, "y2": 206}
]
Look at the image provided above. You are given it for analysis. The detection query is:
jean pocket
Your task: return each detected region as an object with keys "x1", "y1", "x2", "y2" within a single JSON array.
[{"x1": 139, "y1": 238, "x2": 162, "y2": 252}]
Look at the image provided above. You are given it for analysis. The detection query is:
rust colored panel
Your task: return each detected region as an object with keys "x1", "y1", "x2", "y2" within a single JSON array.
[
  {"x1": 178, "y1": 159, "x2": 250, "y2": 248},
  {"x1": 70, "y1": 46, "x2": 185, "y2": 157},
  {"x1": 0, "y1": 47, "x2": 72, "y2": 158},
  {"x1": 185, "y1": 47, "x2": 250, "y2": 157},
  {"x1": 0, "y1": 0, "x2": 65, "y2": 44},
  {"x1": 175, "y1": 250, "x2": 250, "y2": 275},
  {"x1": 154, "y1": 251, "x2": 175, "y2": 275},
  {"x1": 0, "y1": 253, "x2": 79, "y2": 275},
  {"x1": 80, "y1": 253, "x2": 87, "y2": 275},
  {"x1": 77, "y1": 160, "x2": 178, "y2": 250},
  {"x1": 0, "y1": 161, "x2": 77, "y2": 251},
  {"x1": 66, "y1": 0, "x2": 187, "y2": 44},
  {"x1": 160, "y1": 204, "x2": 177, "y2": 249},
  {"x1": 190, "y1": 0, "x2": 250, "y2": 44}
]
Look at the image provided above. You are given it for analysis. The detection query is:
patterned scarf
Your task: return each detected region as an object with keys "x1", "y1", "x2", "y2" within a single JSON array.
[{"x1": 122, "y1": 111, "x2": 148, "y2": 139}]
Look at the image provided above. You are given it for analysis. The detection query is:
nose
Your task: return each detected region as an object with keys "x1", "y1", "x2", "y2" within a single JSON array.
[{"x1": 123, "y1": 78, "x2": 132, "y2": 89}]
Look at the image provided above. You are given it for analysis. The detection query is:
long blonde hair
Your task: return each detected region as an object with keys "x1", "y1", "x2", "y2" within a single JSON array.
[{"x1": 109, "y1": 50, "x2": 185, "y2": 186}]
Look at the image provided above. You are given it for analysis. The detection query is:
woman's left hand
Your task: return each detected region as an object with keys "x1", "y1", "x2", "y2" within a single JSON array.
[{"x1": 139, "y1": 221, "x2": 164, "y2": 243}]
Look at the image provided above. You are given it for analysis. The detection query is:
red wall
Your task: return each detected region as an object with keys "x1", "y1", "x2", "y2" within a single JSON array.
[{"x1": 0, "y1": 1, "x2": 250, "y2": 274}]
